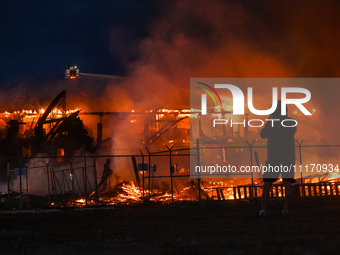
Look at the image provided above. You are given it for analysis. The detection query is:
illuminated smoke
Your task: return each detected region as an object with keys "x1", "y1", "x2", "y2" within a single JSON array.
[{"x1": 2, "y1": 0, "x2": 340, "y2": 187}]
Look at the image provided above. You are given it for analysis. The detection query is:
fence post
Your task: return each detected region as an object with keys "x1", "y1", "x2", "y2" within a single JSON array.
[
  {"x1": 83, "y1": 151, "x2": 88, "y2": 205},
  {"x1": 246, "y1": 140, "x2": 256, "y2": 200},
  {"x1": 165, "y1": 144, "x2": 175, "y2": 203},
  {"x1": 145, "y1": 148, "x2": 151, "y2": 198},
  {"x1": 17, "y1": 151, "x2": 22, "y2": 210},
  {"x1": 7, "y1": 163, "x2": 10, "y2": 201},
  {"x1": 68, "y1": 158, "x2": 75, "y2": 205},
  {"x1": 196, "y1": 139, "x2": 201, "y2": 202},
  {"x1": 296, "y1": 139, "x2": 304, "y2": 197},
  {"x1": 26, "y1": 164, "x2": 30, "y2": 209},
  {"x1": 43, "y1": 160, "x2": 51, "y2": 207},
  {"x1": 92, "y1": 156, "x2": 99, "y2": 205},
  {"x1": 139, "y1": 149, "x2": 145, "y2": 199}
]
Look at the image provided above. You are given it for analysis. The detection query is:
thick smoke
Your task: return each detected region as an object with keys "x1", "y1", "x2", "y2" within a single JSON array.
[
  {"x1": 3, "y1": 0, "x2": 340, "y2": 188},
  {"x1": 81, "y1": 1, "x2": 340, "y2": 181},
  {"x1": 4, "y1": 0, "x2": 340, "y2": 139},
  {"x1": 105, "y1": 0, "x2": 340, "y2": 182},
  {"x1": 103, "y1": 1, "x2": 340, "y2": 145}
]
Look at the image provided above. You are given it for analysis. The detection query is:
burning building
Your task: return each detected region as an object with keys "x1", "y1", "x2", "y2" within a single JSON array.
[{"x1": 0, "y1": 90, "x2": 94, "y2": 159}]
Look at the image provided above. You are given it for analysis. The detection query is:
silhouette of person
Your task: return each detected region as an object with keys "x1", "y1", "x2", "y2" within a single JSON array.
[{"x1": 255, "y1": 100, "x2": 296, "y2": 216}]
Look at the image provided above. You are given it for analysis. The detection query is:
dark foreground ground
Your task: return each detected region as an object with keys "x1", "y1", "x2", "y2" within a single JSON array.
[{"x1": 0, "y1": 198, "x2": 340, "y2": 255}]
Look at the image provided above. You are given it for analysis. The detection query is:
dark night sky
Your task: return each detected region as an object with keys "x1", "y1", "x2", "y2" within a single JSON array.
[
  {"x1": 1, "y1": 0, "x2": 340, "y2": 111},
  {"x1": 0, "y1": 0, "x2": 162, "y2": 84}
]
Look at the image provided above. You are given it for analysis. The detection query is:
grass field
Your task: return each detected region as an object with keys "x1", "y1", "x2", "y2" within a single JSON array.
[{"x1": 0, "y1": 197, "x2": 340, "y2": 255}]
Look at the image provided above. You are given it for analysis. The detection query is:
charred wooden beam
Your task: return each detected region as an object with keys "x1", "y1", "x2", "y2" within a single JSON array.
[{"x1": 131, "y1": 156, "x2": 140, "y2": 186}]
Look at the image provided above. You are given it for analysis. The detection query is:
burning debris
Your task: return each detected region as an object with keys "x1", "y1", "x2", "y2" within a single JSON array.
[
  {"x1": 1, "y1": 81, "x2": 340, "y2": 211},
  {"x1": 0, "y1": 90, "x2": 94, "y2": 160}
]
